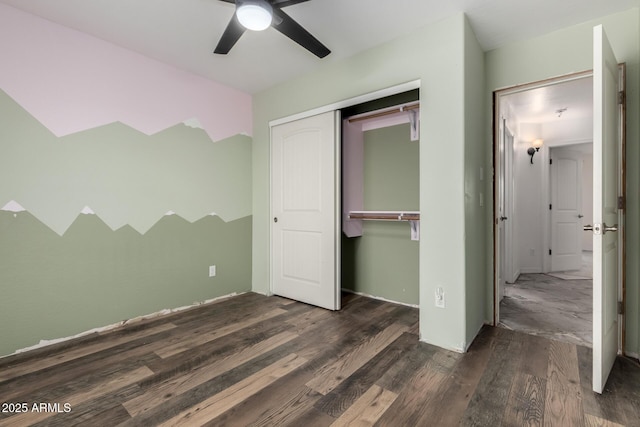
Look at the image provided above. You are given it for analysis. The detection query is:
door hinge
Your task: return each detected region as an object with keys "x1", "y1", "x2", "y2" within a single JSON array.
[
  {"x1": 549, "y1": 159, "x2": 553, "y2": 165},
  {"x1": 549, "y1": 204, "x2": 552, "y2": 210},
  {"x1": 618, "y1": 91, "x2": 626, "y2": 105},
  {"x1": 618, "y1": 196, "x2": 625, "y2": 210},
  {"x1": 618, "y1": 301, "x2": 624, "y2": 315},
  {"x1": 549, "y1": 249, "x2": 552, "y2": 255}
]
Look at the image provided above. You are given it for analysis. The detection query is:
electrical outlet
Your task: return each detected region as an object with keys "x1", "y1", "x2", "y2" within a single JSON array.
[
  {"x1": 209, "y1": 265, "x2": 216, "y2": 277},
  {"x1": 435, "y1": 287, "x2": 445, "y2": 308}
]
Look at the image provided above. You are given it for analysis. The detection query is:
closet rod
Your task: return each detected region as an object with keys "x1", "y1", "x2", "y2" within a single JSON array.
[
  {"x1": 347, "y1": 103, "x2": 419, "y2": 123},
  {"x1": 348, "y1": 211, "x2": 420, "y2": 221}
]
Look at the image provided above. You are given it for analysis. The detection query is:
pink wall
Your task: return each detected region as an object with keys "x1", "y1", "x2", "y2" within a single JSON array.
[{"x1": 0, "y1": 3, "x2": 252, "y2": 142}]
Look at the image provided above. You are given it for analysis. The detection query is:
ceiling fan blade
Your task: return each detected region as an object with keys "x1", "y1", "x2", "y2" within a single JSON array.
[
  {"x1": 271, "y1": 7, "x2": 330, "y2": 58},
  {"x1": 214, "y1": 14, "x2": 246, "y2": 54},
  {"x1": 271, "y1": 0, "x2": 310, "y2": 7}
]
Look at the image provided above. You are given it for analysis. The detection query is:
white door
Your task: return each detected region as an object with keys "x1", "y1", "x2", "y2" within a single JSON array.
[
  {"x1": 497, "y1": 119, "x2": 509, "y2": 302},
  {"x1": 550, "y1": 148, "x2": 583, "y2": 272},
  {"x1": 592, "y1": 24, "x2": 621, "y2": 394},
  {"x1": 271, "y1": 111, "x2": 341, "y2": 310},
  {"x1": 504, "y1": 126, "x2": 515, "y2": 283}
]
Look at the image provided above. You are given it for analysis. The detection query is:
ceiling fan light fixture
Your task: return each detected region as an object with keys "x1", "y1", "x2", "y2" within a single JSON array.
[{"x1": 236, "y1": 0, "x2": 273, "y2": 31}]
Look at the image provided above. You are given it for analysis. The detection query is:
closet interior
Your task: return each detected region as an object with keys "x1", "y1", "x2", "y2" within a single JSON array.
[{"x1": 340, "y1": 90, "x2": 420, "y2": 306}]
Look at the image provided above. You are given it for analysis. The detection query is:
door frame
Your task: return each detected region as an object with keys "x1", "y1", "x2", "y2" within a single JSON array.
[
  {"x1": 492, "y1": 69, "x2": 592, "y2": 326},
  {"x1": 268, "y1": 80, "x2": 421, "y2": 305},
  {"x1": 491, "y1": 70, "x2": 626, "y2": 355}
]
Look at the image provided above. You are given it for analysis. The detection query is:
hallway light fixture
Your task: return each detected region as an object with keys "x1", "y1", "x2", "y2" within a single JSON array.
[
  {"x1": 236, "y1": 0, "x2": 273, "y2": 31},
  {"x1": 527, "y1": 138, "x2": 543, "y2": 164}
]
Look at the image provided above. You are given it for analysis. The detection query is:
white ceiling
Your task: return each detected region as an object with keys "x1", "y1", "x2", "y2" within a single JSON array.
[
  {"x1": 502, "y1": 77, "x2": 593, "y2": 124},
  {"x1": 1, "y1": 0, "x2": 638, "y2": 94},
  {"x1": 500, "y1": 76, "x2": 595, "y2": 147}
]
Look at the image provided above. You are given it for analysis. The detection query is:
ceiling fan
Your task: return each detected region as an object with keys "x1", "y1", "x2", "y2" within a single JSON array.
[{"x1": 214, "y1": 0, "x2": 331, "y2": 58}]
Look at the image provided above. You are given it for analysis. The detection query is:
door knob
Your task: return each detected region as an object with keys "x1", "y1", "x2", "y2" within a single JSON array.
[
  {"x1": 500, "y1": 216, "x2": 508, "y2": 221},
  {"x1": 578, "y1": 214, "x2": 584, "y2": 218},
  {"x1": 584, "y1": 223, "x2": 618, "y2": 234},
  {"x1": 274, "y1": 217, "x2": 278, "y2": 223}
]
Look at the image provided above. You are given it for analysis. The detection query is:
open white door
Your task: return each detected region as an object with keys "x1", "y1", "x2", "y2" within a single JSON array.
[
  {"x1": 271, "y1": 111, "x2": 341, "y2": 310},
  {"x1": 592, "y1": 25, "x2": 620, "y2": 394},
  {"x1": 550, "y1": 148, "x2": 583, "y2": 272},
  {"x1": 497, "y1": 118, "x2": 509, "y2": 302}
]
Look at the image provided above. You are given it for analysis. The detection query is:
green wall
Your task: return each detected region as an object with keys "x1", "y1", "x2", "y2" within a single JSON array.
[
  {"x1": 253, "y1": 14, "x2": 486, "y2": 352},
  {"x1": 341, "y1": 124, "x2": 419, "y2": 305},
  {"x1": 0, "y1": 212, "x2": 251, "y2": 356},
  {"x1": 484, "y1": 8, "x2": 640, "y2": 355},
  {"x1": 0, "y1": 90, "x2": 253, "y2": 357},
  {"x1": 0, "y1": 90, "x2": 252, "y2": 235},
  {"x1": 463, "y1": 15, "x2": 488, "y2": 345}
]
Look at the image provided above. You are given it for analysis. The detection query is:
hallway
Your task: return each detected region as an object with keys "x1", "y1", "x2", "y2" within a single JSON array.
[{"x1": 499, "y1": 252, "x2": 593, "y2": 347}]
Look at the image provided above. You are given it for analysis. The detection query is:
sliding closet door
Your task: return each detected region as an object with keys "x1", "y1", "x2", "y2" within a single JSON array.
[{"x1": 271, "y1": 111, "x2": 341, "y2": 310}]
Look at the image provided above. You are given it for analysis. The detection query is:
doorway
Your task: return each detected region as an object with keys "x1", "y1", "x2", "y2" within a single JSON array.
[
  {"x1": 340, "y1": 91, "x2": 420, "y2": 307},
  {"x1": 506, "y1": 141, "x2": 595, "y2": 347},
  {"x1": 493, "y1": 62, "x2": 626, "y2": 367},
  {"x1": 493, "y1": 73, "x2": 596, "y2": 346},
  {"x1": 495, "y1": 28, "x2": 626, "y2": 394}
]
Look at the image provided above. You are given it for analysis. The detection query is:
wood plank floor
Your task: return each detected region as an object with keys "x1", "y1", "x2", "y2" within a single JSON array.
[{"x1": 0, "y1": 292, "x2": 638, "y2": 426}]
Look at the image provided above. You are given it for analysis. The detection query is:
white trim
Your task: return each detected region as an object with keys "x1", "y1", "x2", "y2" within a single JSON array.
[
  {"x1": 510, "y1": 269, "x2": 521, "y2": 284},
  {"x1": 268, "y1": 80, "x2": 421, "y2": 127},
  {"x1": 341, "y1": 288, "x2": 419, "y2": 308},
  {"x1": 545, "y1": 138, "x2": 593, "y2": 148},
  {"x1": 625, "y1": 351, "x2": 639, "y2": 361},
  {"x1": 519, "y1": 267, "x2": 543, "y2": 274},
  {"x1": 268, "y1": 122, "x2": 274, "y2": 298},
  {"x1": 494, "y1": 71, "x2": 592, "y2": 96},
  {"x1": 462, "y1": 322, "x2": 486, "y2": 352},
  {"x1": 419, "y1": 336, "x2": 465, "y2": 353},
  {"x1": 1, "y1": 292, "x2": 244, "y2": 359},
  {"x1": 334, "y1": 111, "x2": 342, "y2": 310}
]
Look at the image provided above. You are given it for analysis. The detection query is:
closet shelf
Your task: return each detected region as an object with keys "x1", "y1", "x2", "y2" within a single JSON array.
[{"x1": 348, "y1": 210, "x2": 420, "y2": 221}]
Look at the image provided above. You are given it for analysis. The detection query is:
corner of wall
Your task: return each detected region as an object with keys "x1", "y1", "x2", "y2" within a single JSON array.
[{"x1": 463, "y1": 12, "x2": 488, "y2": 346}]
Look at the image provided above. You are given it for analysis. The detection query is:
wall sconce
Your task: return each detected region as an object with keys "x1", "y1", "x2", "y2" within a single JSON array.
[{"x1": 527, "y1": 138, "x2": 543, "y2": 164}]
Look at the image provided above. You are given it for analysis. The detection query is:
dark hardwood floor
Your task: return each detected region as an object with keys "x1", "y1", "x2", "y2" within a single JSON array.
[{"x1": 0, "y1": 292, "x2": 638, "y2": 426}]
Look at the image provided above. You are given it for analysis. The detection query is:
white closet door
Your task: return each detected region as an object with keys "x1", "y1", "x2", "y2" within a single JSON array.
[{"x1": 271, "y1": 111, "x2": 340, "y2": 310}]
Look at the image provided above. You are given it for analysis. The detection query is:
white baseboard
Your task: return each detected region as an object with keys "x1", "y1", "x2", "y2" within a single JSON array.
[
  {"x1": 510, "y1": 270, "x2": 521, "y2": 283},
  {"x1": 3, "y1": 292, "x2": 244, "y2": 359},
  {"x1": 461, "y1": 321, "x2": 485, "y2": 353},
  {"x1": 625, "y1": 351, "x2": 639, "y2": 361},
  {"x1": 341, "y1": 288, "x2": 419, "y2": 308}
]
